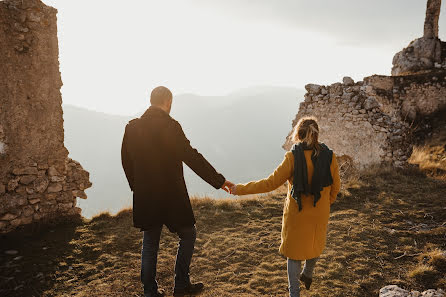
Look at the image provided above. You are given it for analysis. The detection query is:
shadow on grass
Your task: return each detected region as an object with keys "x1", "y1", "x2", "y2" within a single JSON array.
[
  {"x1": 0, "y1": 210, "x2": 144, "y2": 297},
  {"x1": 0, "y1": 218, "x2": 83, "y2": 297}
]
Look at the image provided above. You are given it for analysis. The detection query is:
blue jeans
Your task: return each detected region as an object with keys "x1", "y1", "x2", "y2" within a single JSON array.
[
  {"x1": 141, "y1": 225, "x2": 197, "y2": 296},
  {"x1": 287, "y1": 257, "x2": 318, "y2": 297}
]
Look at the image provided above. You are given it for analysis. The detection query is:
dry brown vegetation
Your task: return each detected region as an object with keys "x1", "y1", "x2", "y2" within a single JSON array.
[
  {"x1": 409, "y1": 110, "x2": 446, "y2": 176},
  {"x1": 1, "y1": 167, "x2": 445, "y2": 297}
]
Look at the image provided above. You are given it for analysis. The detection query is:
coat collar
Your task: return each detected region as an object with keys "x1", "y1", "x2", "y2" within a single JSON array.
[{"x1": 141, "y1": 106, "x2": 170, "y2": 119}]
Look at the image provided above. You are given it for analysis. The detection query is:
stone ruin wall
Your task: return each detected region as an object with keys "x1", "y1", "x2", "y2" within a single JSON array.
[
  {"x1": 284, "y1": 72, "x2": 446, "y2": 168},
  {"x1": 284, "y1": 0, "x2": 446, "y2": 168},
  {"x1": 0, "y1": 0, "x2": 91, "y2": 233}
]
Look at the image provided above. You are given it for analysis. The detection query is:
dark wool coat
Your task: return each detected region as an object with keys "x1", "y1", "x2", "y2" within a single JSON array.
[{"x1": 121, "y1": 106, "x2": 225, "y2": 231}]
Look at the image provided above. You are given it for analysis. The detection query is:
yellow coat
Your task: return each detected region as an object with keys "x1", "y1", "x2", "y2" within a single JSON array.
[{"x1": 235, "y1": 150, "x2": 341, "y2": 260}]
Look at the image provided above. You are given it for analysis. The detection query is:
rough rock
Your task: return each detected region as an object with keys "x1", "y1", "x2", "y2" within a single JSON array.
[
  {"x1": 365, "y1": 75, "x2": 394, "y2": 91},
  {"x1": 12, "y1": 167, "x2": 38, "y2": 176},
  {"x1": 400, "y1": 81, "x2": 446, "y2": 120},
  {"x1": 343, "y1": 76, "x2": 355, "y2": 86},
  {"x1": 1, "y1": 213, "x2": 18, "y2": 221},
  {"x1": 364, "y1": 97, "x2": 379, "y2": 111},
  {"x1": 305, "y1": 84, "x2": 321, "y2": 94},
  {"x1": 72, "y1": 190, "x2": 87, "y2": 199},
  {"x1": 392, "y1": 0, "x2": 442, "y2": 75},
  {"x1": 0, "y1": 0, "x2": 92, "y2": 233},
  {"x1": 47, "y1": 183, "x2": 63, "y2": 193},
  {"x1": 424, "y1": 0, "x2": 442, "y2": 39},
  {"x1": 392, "y1": 37, "x2": 442, "y2": 76},
  {"x1": 22, "y1": 206, "x2": 34, "y2": 216},
  {"x1": 379, "y1": 285, "x2": 445, "y2": 297},
  {"x1": 19, "y1": 175, "x2": 37, "y2": 185},
  {"x1": 47, "y1": 166, "x2": 59, "y2": 177},
  {"x1": 7, "y1": 177, "x2": 20, "y2": 192}
]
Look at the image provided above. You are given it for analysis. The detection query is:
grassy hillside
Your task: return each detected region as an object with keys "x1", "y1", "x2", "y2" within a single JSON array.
[{"x1": 0, "y1": 167, "x2": 445, "y2": 297}]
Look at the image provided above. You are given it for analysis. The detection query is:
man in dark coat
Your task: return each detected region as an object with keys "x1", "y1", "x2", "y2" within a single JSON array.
[{"x1": 121, "y1": 86, "x2": 233, "y2": 297}]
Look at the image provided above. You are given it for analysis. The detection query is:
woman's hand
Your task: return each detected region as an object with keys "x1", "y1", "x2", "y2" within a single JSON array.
[
  {"x1": 221, "y1": 180, "x2": 235, "y2": 193},
  {"x1": 230, "y1": 184, "x2": 238, "y2": 195}
]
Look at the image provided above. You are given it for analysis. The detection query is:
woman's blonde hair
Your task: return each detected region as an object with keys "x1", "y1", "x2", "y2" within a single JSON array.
[{"x1": 292, "y1": 116, "x2": 321, "y2": 155}]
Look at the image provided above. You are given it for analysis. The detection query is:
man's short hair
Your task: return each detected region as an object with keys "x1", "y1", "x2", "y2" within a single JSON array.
[{"x1": 150, "y1": 86, "x2": 173, "y2": 106}]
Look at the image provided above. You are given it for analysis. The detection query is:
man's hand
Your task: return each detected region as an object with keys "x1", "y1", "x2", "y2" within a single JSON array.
[{"x1": 221, "y1": 180, "x2": 235, "y2": 194}]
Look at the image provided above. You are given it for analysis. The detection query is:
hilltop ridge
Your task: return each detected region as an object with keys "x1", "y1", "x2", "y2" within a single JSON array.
[{"x1": 1, "y1": 167, "x2": 445, "y2": 297}]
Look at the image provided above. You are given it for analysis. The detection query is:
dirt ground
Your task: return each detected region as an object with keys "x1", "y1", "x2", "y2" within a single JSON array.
[{"x1": 0, "y1": 167, "x2": 445, "y2": 297}]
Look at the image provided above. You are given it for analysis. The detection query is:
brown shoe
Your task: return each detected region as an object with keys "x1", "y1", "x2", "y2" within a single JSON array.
[
  {"x1": 299, "y1": 273, "x2": 312, "y2": 290},
  {"x1": 173, "y1": 282, "x2": 204, "y2": 296}
]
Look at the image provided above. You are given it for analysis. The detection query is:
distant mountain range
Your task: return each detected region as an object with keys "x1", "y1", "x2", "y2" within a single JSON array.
[{"x1": 63, "y1": 86, "x2": 304, "y2": 217}]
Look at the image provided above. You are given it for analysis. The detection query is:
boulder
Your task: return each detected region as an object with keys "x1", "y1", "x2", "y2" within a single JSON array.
[
  {"x1": 392, "y1": 37, "x2": 441, "y2": 75},
  {"x1": 379, "y1": 285, "x2": 445, "y2": 297},
  {"x1": 305, "y1": 84, "x2": 321, "y2": 94},
  {"x1": 343, "y1": 76, "x2": 355, "y2": 86}
]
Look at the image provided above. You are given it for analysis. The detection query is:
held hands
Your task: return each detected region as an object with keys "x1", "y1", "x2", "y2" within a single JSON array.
[
  {"x1": 221, "y1": 180, "x2": 237, "y2": 195},
  {"x1": 230, "y1": 184, "x2": 237, "y2": 195}
]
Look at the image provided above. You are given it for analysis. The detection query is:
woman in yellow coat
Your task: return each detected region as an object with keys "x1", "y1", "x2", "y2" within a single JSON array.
[{"x1": 232, "y1": 117, "x2": 341, "y2": 297}]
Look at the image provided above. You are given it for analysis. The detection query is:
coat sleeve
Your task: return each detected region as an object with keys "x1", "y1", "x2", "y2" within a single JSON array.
[
  {"x1": 235, "y1": 151, "x2": 294, "y2": 195},
  {"x1": 173, "y1": 121, "x2": 226, "y2": 189},
  {"x1": 121, "y1": 124, "x2": 134, "y2": 191},
  {"x1": 329, "y1": 153, "x2": 341, "y2": 204}
]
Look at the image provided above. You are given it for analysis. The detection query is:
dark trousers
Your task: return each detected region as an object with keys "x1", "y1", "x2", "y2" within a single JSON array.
[{"x1": 141, "y1": 225, "x2": 197, "y2": 296}]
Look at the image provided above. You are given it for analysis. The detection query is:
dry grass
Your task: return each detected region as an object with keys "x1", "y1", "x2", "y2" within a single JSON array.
[
  {"x1": 1, "y1": 167, "x2": 445, "y2": 297},
  {"x1": 410, "y1": 145, "x2": 446, "y2": 172},
  {"x1": 409, "y1": 110, "x2": 446, "y2": 176}
]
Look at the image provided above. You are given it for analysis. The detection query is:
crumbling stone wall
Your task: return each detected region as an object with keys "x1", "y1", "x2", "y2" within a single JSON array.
[
  {"x1": 0, "y1": 0, "x2": 91, "y2": 233},
  {"x1": 287, "y1": 0, "x2": 446, "y2": 168},
  {"x1": 399, "y1": 71, "x2": 446, "y2": 120},
  {"x1": 284, "y1": 72, "x2": 446, "y2": 168}
]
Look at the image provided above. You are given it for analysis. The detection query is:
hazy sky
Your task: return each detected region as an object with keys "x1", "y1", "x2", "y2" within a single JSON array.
[{"x1": 43, "y1": 0, "x2": 445, "y2": 115}]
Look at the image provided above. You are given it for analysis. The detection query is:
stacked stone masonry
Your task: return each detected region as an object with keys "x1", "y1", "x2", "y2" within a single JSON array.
[
  {"x1": 0, "y1": 0, "x2": 92, "y2": 233},
  {"x1": 284, "y1": 72, "x2": 446, "y2": 168}
]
